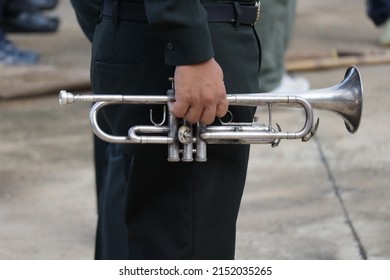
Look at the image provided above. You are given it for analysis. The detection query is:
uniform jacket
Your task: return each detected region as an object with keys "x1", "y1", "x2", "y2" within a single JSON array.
[{"x1": 126, "y1": 0, "x2": 257, "y2": 65}]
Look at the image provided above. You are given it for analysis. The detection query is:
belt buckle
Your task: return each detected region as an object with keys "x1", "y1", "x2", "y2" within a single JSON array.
[{"x1": 255, "y1": 1, "x2": 261, "y2": 23}]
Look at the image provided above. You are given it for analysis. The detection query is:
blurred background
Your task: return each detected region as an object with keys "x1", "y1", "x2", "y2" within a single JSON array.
[{"x1": 0, "y1": 0, "x2": 389, "y2": 260}]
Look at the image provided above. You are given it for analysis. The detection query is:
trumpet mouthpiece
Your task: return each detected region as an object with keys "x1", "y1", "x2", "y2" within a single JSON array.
[{"x1": 59, "y1": 90, "x2": 74, "y2": 105}]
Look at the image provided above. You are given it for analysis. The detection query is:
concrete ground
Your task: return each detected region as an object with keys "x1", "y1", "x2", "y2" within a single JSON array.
[{"x1": 0, "y1": 0, "x2": 389, "y2": 260}]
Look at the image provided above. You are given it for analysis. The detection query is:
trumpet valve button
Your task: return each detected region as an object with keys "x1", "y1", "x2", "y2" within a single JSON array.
[{"x1": 178, "y1": 125, "x2": 192, "y2": 144}]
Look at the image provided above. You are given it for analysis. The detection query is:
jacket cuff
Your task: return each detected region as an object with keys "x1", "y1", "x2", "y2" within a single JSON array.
[{"x1": 160, "y1": 23, "x2": 214, "y2": 66}]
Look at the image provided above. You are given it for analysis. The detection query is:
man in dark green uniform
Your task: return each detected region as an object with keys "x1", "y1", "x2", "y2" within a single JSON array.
[
  {"x1": 92, "y1": 0, "x2": 261, "y2": 259},
  {"x1": 70, "y1": 0, "x2": 100, "y2": 42},
  {"x1": 71, "y1": 0, "x2": 129, "y2": 260}
]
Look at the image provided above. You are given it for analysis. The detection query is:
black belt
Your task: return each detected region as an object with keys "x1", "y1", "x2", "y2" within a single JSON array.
[{"x1": 102, "y1": 0, "x2": 260, "y2": 26}]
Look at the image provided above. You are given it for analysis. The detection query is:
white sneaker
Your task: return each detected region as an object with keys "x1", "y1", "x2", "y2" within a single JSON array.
[
  {"x1": 380, "y1": 18, "x2": 390, "y2": 46},
  {"x1": 271, "y1": 73, "x2": 310, "y2": 93}
]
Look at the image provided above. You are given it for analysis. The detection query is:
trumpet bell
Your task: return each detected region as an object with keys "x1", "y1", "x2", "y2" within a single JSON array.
[
  {"x1": 258, "y1": 65, "x2": 363, "y2": 134},
  {"x1": 336, "y1": 65, "x2": 363, "y2": 133},
  {"x1": 304, "y1": 65, "x2": 363, "y2": 134}
]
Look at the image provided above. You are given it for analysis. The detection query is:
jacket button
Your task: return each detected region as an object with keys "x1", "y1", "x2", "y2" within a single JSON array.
[{"x1": 166, "y1": 42, "x2": 174, "y2": 50}]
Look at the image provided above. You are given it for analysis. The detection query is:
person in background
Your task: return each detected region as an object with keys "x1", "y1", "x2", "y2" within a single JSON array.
[
  {"x1": 367, "y1": 0, "x2": 390, "y2": 46},
  {"x1": 0, "y1": 0, "x2": 59, "y2": 64},
  {"x1": 0, "y1": 0, "x2": 38, "y2": 64},
  {"x1": 255, "y1": 0, "x2": 310, "y2": 93},
  {"x1": 1, "y1": 0, "x2": 58, "y2": 33}
]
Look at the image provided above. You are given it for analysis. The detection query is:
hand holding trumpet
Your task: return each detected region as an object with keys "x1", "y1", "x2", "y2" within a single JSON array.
[{"x1": 172, "y1": 58, "x2": 228, "y2": 125}]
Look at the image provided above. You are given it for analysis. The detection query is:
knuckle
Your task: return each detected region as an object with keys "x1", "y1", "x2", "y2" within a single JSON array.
[
  {"x1": 171, "y1": 103, "x2": 187, "y2": 118},
  {"x1": 200, "y1": 116, "x2": 214, "y2": 125}
]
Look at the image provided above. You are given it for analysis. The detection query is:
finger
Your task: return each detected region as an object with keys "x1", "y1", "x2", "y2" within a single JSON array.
[
  {"x1": 170, "y1": 100, "x2": 189, "y2": 118},
  {"x1": 199, "y1": 106, "x2": 217, "y2": 125},
  {"x1": 184, "y1": 106, "x2": 203, "y2": 124},
  {"x1": 215, "y1": 100, "x2": 229, "y2": 118}
]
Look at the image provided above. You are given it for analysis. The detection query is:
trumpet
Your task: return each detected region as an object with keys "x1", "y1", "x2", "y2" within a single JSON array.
[{"x1": 59, "y1": 65, "x2": 363, "y2": 162}]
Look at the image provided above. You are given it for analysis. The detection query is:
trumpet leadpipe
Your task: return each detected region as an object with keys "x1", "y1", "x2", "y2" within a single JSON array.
[{"x1": 59, "y1": 90, "x2": 172, "y2": 106}]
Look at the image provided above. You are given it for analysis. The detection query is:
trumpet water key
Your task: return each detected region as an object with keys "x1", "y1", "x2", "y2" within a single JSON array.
[{"x1": 59, "y1": 65, "x2": 363, "y2": 162}]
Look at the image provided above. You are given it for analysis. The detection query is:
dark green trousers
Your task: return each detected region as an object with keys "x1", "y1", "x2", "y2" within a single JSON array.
[
  {"x1": 71, "y1": 0, "x2": 129, "y2": 260},
  {"x1": 92, "y1": 15, "x2": 260, "y2": 259}
]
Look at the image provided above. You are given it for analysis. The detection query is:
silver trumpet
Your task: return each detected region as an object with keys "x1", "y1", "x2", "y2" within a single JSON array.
[{"x1": 59, "y1": 65, "x2": 363, "y2": 162}]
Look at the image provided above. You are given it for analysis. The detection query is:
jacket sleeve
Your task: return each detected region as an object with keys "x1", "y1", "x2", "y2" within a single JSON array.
[{"x1": 144, "y1": 0, "x2": 214, "y2": 66}]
